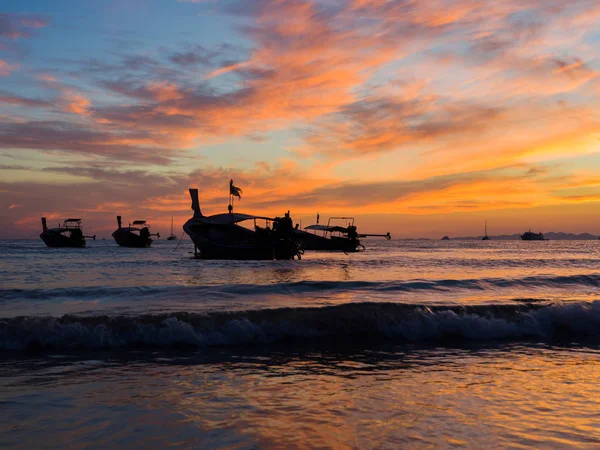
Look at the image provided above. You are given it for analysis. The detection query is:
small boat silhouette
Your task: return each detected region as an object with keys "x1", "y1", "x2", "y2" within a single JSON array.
[
  {"x1": 167, "y1": 216, "x2": 177, "y2": 241},
  {"x1": 112, "y1": 216, "x2": 159, "y2": 248},
  {"x1": 40, "y1": 218, "x2": 95, "y2": 248},
  {"x1": 520, "y1": 229, "x2": 546, "y2": 241},
  {"x1": 482, "y1": 220, "x2": 490, "y2": 240}
]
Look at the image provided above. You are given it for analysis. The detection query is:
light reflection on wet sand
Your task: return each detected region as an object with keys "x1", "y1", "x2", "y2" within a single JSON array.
[{"x1": 1, "y1": 344, "x2": 600, "y2": 449}]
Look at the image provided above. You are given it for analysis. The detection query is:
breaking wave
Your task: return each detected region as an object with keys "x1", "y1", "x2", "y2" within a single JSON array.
[{"x1": 2, "y1": 301, "x2": 600, "y2": 351}]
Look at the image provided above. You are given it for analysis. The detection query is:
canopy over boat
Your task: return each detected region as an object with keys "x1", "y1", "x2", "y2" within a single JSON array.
[
  {"x1": 64, "y1": 218, "x2": 81, "y2": 222},
  {"x1": 201, "y1": 213, "x2": 275, "y2": 225},
  {"x1": 132, "y1": 220, "x2": 147, "y2": 225},
  {"x1": 304, "y1": 224, "x2": 349, "y2": 233}
]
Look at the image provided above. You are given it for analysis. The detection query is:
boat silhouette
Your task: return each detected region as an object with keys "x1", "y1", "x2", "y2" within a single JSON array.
[
  {"x1": 295, "y1": 215, "x2": 391, "y2": 252},
  {"x1": 183, "y1": 187, "x2": 302, "y2": 260},
  {"x1": 482, "y1": 220, "x2": 490, "y2": 240},
  {"x1": 112, "y1": 216, "x2": 159, "y2": 248},
  {"x1": 40, "y1": 218, "x2": 95, "y2": 248},
  {"x1": 520, "y1": 229, "x2": 546, "y2": 241},
  {"x1": 167, "y1": 216, "x2": 177, "y2": 241}
]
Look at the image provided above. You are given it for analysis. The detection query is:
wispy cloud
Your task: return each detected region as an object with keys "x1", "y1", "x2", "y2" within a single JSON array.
[
  {"x1": 2, "y1": 0, "x2": 600, "y2": 236},
  {"x1": 0, "y1": 13, "x2": 50, "y2": 40},
  {"x1": 0, "y1": 59, "x2": 18, "y2": 76}
]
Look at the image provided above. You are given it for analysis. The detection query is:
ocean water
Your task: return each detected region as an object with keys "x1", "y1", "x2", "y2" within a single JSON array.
[{"x1": 1, "y1": 239, "x2": 600, "y2": 448}]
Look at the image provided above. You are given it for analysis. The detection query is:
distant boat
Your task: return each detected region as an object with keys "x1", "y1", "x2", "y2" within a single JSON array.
[
  {"x1": 520, "y1": 229, "x2": 546, "y2": 241},
  {"x1": 112, "y1": 216, "x2": 159, "y2": 248},
  {"x1": 167, "y1": 216, "x2": 177, "y2": 241},
  {"x1": 40, "y1": 217, "x2": 95, "y2": 248},
  {"x1": 441, "y1": 236, "x2": 450, "y2": 240},
  {"x1": 482, "y1": 221, "x2": 490, "y2": 240}
]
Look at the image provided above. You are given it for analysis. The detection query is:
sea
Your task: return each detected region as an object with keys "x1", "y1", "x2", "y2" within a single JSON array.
[{"x1": 1, "y1": 238, "x2": 600, "y2": 449}]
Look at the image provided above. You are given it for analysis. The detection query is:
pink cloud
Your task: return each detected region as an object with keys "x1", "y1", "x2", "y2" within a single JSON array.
[
  {"x1": 0, "y1": 59, "x2": 18, "y2": 77},
  {"x1": 0, "y1": 13, "x2": 50, "y2": 40},
  {"x1": 2, "y1": 0, "x2": 600, "y2": 219}
]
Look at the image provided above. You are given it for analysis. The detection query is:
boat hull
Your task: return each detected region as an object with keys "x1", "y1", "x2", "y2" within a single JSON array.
[
  {"x1": 112, "y1": 229, "x2": 153, "y2": 248},
  {"x1": 184, "y1": 220, "x2": 300, "y2": 260},
  {"x1": 295, "y1": 230, "x2": 361, "y2": 252},
  {"x1": 40, "y1": 231, "x2": 86, "y2": 248},
  {"x1": 520, "y1": 232, "x2": 546, "y2": 241}
]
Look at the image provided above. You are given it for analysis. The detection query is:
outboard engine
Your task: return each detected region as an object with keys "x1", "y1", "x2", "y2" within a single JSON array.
[
  {"x1": 273, "y1": 213, "x2": 303, "y2": 260},
  {"x1": 347, "y1": 225, "x2": 358, "y2": 240}
]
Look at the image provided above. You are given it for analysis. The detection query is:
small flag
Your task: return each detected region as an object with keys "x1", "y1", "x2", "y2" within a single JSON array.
[
  {"x1": 230, "y1": 179, "x2": 242, "y2": 199},
  {"x1": 317, "y1": 212, "x2": 320, "y2": 224}
]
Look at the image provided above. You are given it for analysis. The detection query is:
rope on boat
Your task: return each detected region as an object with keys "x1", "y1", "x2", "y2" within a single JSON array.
[{"x1": 172, "y1": 231, "x2": 186, "y2": 252}]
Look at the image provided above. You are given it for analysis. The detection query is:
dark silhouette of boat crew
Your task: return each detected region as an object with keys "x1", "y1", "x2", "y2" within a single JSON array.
[
  {"x1": 112, "y1": 216, "x2": 159, "y2": 248},
  {"x1": 40, "y1": 218, "x2": 95, "y2": 248}
]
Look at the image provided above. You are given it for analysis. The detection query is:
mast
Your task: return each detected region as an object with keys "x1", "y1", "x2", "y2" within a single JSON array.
[
  {"x1": 170, "y1": 216, "x2": 174, "y2": 235},
  {"x1": 484, "y1": 220, "x2": 487, "y2": 236}
]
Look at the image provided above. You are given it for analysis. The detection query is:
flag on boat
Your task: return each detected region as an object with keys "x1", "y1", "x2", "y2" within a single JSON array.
[
  {"x1": 317, "y1": 212, "x2": 320, "y2": 224},
  {"x1": 230, "y1": 179, "x2": 242, "y2": 199}
]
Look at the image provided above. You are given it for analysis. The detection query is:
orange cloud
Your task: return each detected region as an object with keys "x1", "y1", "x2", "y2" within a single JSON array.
[
  {"x1": 3, "y1": 0, "x2": 600, "y2": 239},
  {"x1": 62, "y1": 90, "x2": 91, "y2": 115}
]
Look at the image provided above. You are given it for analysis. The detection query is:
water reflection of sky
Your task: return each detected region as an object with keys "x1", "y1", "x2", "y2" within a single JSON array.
[
  {"x1": 2, "y1": 344, "x2": 600, "y2": 449},
  {"x1": 1, "y1": 240, "x2": 600, "y2": 317}
]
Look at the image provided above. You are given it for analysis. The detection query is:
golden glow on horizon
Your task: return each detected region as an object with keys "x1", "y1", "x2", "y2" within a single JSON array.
[{"x1": 1, "y1": 1, "x2": 600, "y2": 238}]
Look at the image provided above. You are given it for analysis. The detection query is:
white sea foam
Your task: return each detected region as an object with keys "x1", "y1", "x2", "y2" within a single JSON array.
[{"x1": 2, "y1": 301, "x2": 600, "y2": 351}]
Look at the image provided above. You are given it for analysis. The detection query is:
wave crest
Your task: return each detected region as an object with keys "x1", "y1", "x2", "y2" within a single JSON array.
[{"x1": 2, "y1": 301, "x2": 600, "y2": 351}]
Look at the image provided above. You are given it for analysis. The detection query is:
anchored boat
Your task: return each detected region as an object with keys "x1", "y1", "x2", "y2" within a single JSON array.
[
  {"x1": 167, "y1": 216, "x2": 177, "y2": 241},
  {"x1": 40, "y1": 218, "x2": 95, "y2": 248},
  {"x1": 297, "y1": 216, "x2": 391, "y2": 252},
  {"x1": 112, "y1": 216, "x2": 159, "y2": 248},
  {"x1": 183, "y1": 184, "x2": 302, "y2": 260},
  {"x1": 520, "y1": 230, "x2": 546, "y2": 241},
  {"x1": 482, "y1": 220, "x2": 490, "y2": 240}
]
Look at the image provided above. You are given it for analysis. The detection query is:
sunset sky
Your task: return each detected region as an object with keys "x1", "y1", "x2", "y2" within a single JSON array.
[{"x1": 2, "y1": 0, "x2": 600, "y2": 238}]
